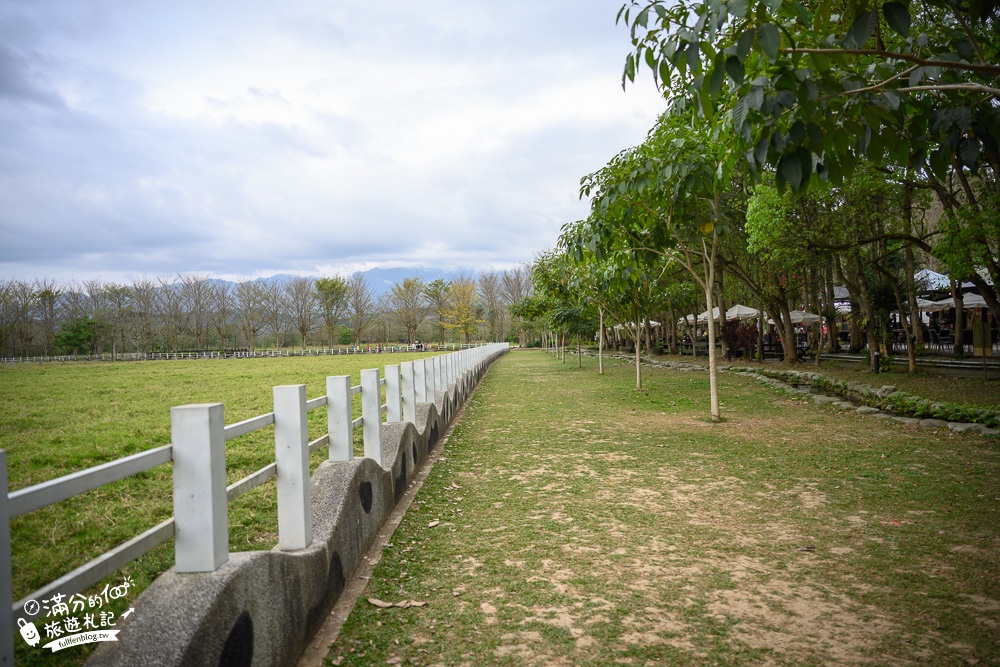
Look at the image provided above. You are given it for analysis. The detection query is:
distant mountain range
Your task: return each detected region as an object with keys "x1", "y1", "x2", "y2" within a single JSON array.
[{"x1": 231, "y1": 268, "x2": 472, "y2": 296}]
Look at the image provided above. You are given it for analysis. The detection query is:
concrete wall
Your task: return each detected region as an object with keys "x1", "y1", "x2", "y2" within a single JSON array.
[{"x1": 87, "y1": 348, "x2": 505, "y2": 667}]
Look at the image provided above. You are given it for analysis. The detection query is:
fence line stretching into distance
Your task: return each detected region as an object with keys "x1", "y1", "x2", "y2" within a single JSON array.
[
  {"x1": 0, "y1": 343, "x2": 509, "y2": 663},
  {"x1": 0, "y1": 342, "x2": 479, "y2": 365}
]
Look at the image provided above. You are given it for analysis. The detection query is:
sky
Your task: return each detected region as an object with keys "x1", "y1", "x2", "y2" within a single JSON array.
[{"x1": 0, "y1": 0, "x2": 666, "y2": 284}]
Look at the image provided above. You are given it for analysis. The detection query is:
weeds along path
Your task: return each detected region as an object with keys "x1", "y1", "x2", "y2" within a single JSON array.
[{"x1": 328, "y1": 349, "x2": 999, "y2": 667}]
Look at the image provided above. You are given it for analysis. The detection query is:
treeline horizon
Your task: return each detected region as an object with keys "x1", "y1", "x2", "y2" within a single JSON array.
[{"x1": 0, "y1": 267, "x2": 535, "y2": 358}]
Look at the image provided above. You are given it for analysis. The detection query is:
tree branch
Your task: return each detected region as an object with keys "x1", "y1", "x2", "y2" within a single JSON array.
[
  {"x1": 896, "y1": 83, "x2": 1000, "y2": 96},
  {"x1": 782, "y1": 48, "x2": 1000, "y2": 75}
]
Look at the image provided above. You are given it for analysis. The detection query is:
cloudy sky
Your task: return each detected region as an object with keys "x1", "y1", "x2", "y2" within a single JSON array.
[{"x1": 0, "y1": 0, "x2": 665, "y2": 284}]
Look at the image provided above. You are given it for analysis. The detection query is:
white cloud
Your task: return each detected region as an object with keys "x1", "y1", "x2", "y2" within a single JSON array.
[{"x1": 0, "y1": 0, "x2": 665, "y2": 283}]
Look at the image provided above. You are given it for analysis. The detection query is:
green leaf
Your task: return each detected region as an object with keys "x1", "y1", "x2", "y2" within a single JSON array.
[
  {"x1": 844, "y1": 11, "x2": 878, "y2": 49},
  {"x1": 764, "y1": 0, "x2": 782, "y2": 12},
  {"x1": 779, "y1": 152, "x2": 803, "y2": 190},
  {"x1": 623, "y1": 53, "x2": 636, "y2": 88},
  {"x1": 747, "y1": 85, "x2": 764, "y2": 110},
  {"x1": 882, "y1": 2, "x2": 910, "y2": 37},
  {"x1": 737, "y1": 28, "x2": 755, "y2": 60},
  {"x1": 636, "y1": 7, "x2": 649, "y2": 28},
  {"x1": 709, "y1": 58, "x2": 726, "y2": 95},
  {"x1": 700, "y1": 86, "x2": 715, "y2": 122},
  {"x1": 725, "y1": 56, "x2": 745, "y2": 85},
  {"x1": 732, "y1": 94, "x2": 749, "y2": 129},
  {"x1": 957, "y1": 137, "x2": 981, "y2": 168},
  {"x1": 686, "y1": 41, "x2": 702, "y2": 73},
  {"x1": 757, "y1": 23, "x2": 780, "y2": 62},
  {"x1": 728, "y1": 0, "x2": 748, "y2": 18},
  {"x1": 810, "y1": 51, "x2": 830, "y2": 71}
]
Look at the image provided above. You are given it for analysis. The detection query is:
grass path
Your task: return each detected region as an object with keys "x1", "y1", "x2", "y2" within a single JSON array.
[{"x1": 327, "y1": 349, "x2": 999, "y2": 666}]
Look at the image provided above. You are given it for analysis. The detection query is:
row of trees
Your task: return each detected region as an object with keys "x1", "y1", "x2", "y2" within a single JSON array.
[
  {"x1": 524, "y1": 0, "x2": 998, "y2": 421},
  {"x1": 0, "y1": 268, "x2": 534, "y2": 358}
]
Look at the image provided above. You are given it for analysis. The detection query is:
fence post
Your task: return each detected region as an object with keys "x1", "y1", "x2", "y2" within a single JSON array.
[
  {"x1": 171, "y1": 403, "x2": 228, "y2": 572},
  {"x1": 361, "y1": 369, "x2": 383, "y2": 466},
  {"x1": 0, "y1": 452, "x2": 12, "y2": 666},
  {"x1": 433, "y1": 356, "x2": 443, "y2": 392},
  {"x1": 273, "y1": 385, "x2": 312, "y2": 551},
  {"x1": 413, "y1": 358, "x2": 427, "y2": 403},
  {"x1": 384, "y1": 365, "x2": 402, "y2": 423},
  {"x1": 400, "y1": 361, "x2": 416, "y2": 423},
  {"x1": 327, "y1": 376, "x2": 352, "y2": 461},
  {"x1": 423, "y1": 357, "x2": 436, "y2": 399}
]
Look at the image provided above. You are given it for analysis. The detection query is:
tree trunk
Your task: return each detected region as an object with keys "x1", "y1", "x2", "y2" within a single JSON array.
[
  {"x1": 644, "y1": 315, "x2": 653, "y2": 356},
  {"x1": 598, "y1": 308, "x2": 605, "y2": 375},
  {"x1": 953, "y1": 278, "x2": 965, "y2": 358},
  {"x1": 904, "y1": 246, "x2": 919, "y2": 373},
  {"x1": 634, "y1": 316, "x2": 642, "y2": 391},
  {"x1": 703, "y1": 235, "x2": 720, "y2": 421}
]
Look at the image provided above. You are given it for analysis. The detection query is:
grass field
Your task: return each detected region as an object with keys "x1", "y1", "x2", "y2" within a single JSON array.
[
  {"x1": 328, "y1": 350, "x2": 999, "y2": 666},
  {"x1": 0, "y1": 352, "x2": 434, "y2": 666}
]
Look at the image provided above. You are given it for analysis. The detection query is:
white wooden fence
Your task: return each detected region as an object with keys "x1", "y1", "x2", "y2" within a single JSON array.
[{"x1": 0, "y1": 343, "x2": 508, "y2": 663}]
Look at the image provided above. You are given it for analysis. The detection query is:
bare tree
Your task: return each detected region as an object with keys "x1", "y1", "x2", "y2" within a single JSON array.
[
  {"x1": 477, "y1": 271, "x2": 506, "y2": 342},
  {"x1": 0, "y1": 280, "x2": 15, "y2": 355},
  {"x1": 103, "y1": 283, "x2": 134, "y2": 359},
  {"x1": 209, "y1": 281, "x2": 235, "y2": 350},
  {"x1": 33, "y1": 278, "x2": 61, "y2": 356},
  {"x1": 387, "y1": 277, "x2": 427, "y2": 344},
  {"x1": 181, "y1": 274, "x2": 213, "y2": 350},
  {"x1": 130, "y1": 276, "x2": 159, "y2": 353},
  {"x1": 371, "y1": 292, "x2": 393, "y2": 345},
  {"x1": 346, "y1": 273, "x2": 376, "y2": 344},
  {"x1": 7, "y1": 280, "x2": 36, "y2": 356},
  {"x1": 235, "y1": 280, "x2": 268, "y2": 351},
  {"x1": 83, "y1": 279, "x2": 110, "y2": 354},
  {"x1": 261, "y1": 282, "x2": 289, "y2": 348},
  {"x1": 501, "y1": 265, "x2": 533, "y2": 345},
  {"x1": 156, "y1": 277, "x2": 186, "y2": 353},
  {"x1": 422, "y1": 279, "x2": 451, "y2": 343},
  {"x1": 286, "y1": 277, "x2": 318, "y2": 350},
  {"x1": 314, "y1": 276, "x2": 350, "y2": 346}
]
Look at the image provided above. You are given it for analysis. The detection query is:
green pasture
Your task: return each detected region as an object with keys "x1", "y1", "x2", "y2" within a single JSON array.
[
  {"x1": 329, "y1": 350, "x2": 999, "y2": 666},
  {"x1": 0, "y1": 352, "x2": 434, "y2": 666}
]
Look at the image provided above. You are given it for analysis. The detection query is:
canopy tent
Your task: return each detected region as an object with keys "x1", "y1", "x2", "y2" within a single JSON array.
[
  {"x1": 679, "y1": 305, "x2": 761, "y2": 325},
  {"x1": 914, "y1": 268, "x2": 951, "y2": 292},
  {"x1": 726, "y1": 304, "x2": 760, "y2": 320},
  {"x1": 924, "y1": 294, "x2": 988, "y2": 311},
  {"x1": 768, "y1": 310, "x2": 821, "y2": 325},
  {"x1": 678, "y1": 307, "x2": 719, "y2": 325},
  {"x1": 612, "y1": 320, "x2": 661, "y2": 330}
]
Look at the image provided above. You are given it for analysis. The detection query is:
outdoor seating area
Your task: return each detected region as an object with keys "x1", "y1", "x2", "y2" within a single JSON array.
[{"x1": 662, "y1": 268, "x2": 997, "y2": 362}]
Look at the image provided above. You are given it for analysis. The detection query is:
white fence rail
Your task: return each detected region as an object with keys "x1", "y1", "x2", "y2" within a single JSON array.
[{"x1": 0, "y1": 343, "x2": 509, "y2": 663}]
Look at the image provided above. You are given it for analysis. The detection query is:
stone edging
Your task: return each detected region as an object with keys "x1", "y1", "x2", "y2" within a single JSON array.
[{"x1": 599, "y1": 352, "x2": 1000, "y2": 437}]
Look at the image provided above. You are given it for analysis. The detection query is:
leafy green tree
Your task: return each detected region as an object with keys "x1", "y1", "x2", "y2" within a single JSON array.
[
  {"x1": 442, "y1": 277, "x2": 481, "y2": 345},
  {"x1": 54, "y1": 317, "x2": 100, "y2": 355},
  {"x1": 619, "y1": 0, "x2": 999, "y2": 188}
]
